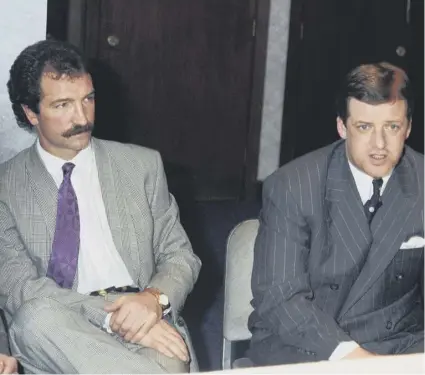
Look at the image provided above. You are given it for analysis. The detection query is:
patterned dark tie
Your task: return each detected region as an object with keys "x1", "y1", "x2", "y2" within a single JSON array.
[
  {"x1": 364, "y1": 178, "x2": 383, "y2": 224},
  {"x1": 46, "y1": 162, "x2": 80, "y2": 288}
]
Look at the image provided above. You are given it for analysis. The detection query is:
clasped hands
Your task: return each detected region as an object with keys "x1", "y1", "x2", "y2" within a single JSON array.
[{"x1": 104, "y1": 291, "x2": 189, "y2": 362}]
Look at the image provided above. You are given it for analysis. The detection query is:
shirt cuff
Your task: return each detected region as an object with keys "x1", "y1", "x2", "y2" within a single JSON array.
[
  {"x1": 329, "y1": 341, "x2": 360, "y2": 360},
  {"x1": 103, "y1": 312, "x2": 113, "y2": 334}
]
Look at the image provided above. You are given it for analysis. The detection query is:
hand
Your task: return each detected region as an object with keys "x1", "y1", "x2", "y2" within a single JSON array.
[
  {"x1": 105, "y1": 291, "x2": 162, "y2": 341},
  {"x1": 140, "y1": 320, "x2": 189, "y2": 362},
  {"x1": 0, "y1": 354, "x2": 18, "y2": 374},
  {"x1": 342, "y1": 347, "x2": 378, "y2": 360}
]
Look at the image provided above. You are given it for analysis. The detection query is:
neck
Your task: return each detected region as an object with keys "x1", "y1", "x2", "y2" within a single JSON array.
[{"x1": 38, "y1": 140, "x2": 80, "y2": 161}]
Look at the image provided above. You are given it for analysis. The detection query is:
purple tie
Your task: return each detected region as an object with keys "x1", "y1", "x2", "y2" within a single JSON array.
[{"x1": 46, "y1": 162, "x2": 80, "y2": 288}]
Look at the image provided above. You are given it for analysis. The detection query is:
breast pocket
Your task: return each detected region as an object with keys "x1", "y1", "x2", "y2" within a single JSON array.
[{"x1": 387, "y1": 247, "x2": 424, "y2": 297}]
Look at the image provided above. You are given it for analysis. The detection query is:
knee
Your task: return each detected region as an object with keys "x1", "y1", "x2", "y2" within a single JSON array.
[{"x1": 10, "y1": 297, "x2": 65, "y2": 336}]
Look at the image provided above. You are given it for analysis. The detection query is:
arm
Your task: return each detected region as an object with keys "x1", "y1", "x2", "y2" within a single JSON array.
[
  {"x1": 0, "y1": 201, "x2": 108, "y2": 328},
  {"x1": 106, "y1": 151, "x2": 201, "y2": 341},
  {"x1": 147, "y1": 151, "x2": 201, "y2": 315},
  {"x1": 251, "y1": 174, "x2": 355, "y2": 360}
]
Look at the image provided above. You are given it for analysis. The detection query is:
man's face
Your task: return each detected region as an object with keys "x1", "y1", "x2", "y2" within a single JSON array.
[
  {"x1": 337, "y1": 98, "x2": 411, "y2": 178},
  {"x1": 23, "y1": 72, "x2": 95, "y2": 160}
]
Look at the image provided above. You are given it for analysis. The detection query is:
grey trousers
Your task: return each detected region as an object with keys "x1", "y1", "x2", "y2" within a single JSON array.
[{"x1": 8, "y1": 298, "x2": 188, "y2": 374}]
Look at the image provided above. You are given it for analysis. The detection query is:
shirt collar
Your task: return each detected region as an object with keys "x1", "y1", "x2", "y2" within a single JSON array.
[
  {"x1": 347, "y1": 158, "x2": 392, "y2": 202},
  {"x1": 36, "y1": 139, "x2": 93, "y2": 180}
]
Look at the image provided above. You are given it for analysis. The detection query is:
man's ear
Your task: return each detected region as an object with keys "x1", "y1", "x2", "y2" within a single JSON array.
[
  {"x1": 21, "y1": 105, "x2": 39, "y2": 126},
  {"x1": 336, "y1": 117, "x2": 347, "y2": 139}
]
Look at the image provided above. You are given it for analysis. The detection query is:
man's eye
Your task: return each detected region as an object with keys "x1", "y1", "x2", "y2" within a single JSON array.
[
  {"x1": 84, "y1": 95, "x2": 95, "y2": 102},
  {"x1": 389, "y1": 124, "x2": 400, "y2": 131},
  {"x1": 54, "y1": 102, "x2": 68, "y2": 109},
  {"x1": 358, "y1": 124, "x2": 370, "y2": 130}
]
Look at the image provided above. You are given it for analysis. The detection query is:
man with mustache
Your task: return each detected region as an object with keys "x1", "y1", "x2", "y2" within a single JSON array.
[
  {"x1": 248, "y1": 62, "x2": 424, "y2": 365},
  {"x1": 0, "y1": 39, "x2": 201, "y2": 373}
]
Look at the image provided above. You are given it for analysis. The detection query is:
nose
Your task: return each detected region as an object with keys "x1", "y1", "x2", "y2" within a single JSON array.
[
  {"x1": 72, "y1": 102, "x2": 89, "y2": 125},
  {"x1": 372, "y1": 128, "x2": 386, "y2": 150}
]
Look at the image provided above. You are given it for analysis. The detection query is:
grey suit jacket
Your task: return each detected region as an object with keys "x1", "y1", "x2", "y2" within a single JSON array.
[
  {"x1": 0, "y1": 138, "x2": 201, "y2": 330},
  {"x1": 249, "y1": 140, "x2": 424, "y2": 365}
]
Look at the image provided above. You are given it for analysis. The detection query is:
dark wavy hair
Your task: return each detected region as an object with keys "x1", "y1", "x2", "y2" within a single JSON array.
[
  {"x1": 7, "y1": 39, "x2": 89, "y2": 131},
  {"x1": 336, "y1": 62, "x2": 414, "y2": 124}
]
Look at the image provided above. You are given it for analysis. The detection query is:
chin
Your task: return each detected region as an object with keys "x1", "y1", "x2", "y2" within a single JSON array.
[{"x1": 365, "y1": 165, "x2": 392, "y2": 179}]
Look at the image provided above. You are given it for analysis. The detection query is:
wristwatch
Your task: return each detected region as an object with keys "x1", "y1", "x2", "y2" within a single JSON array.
[{"x1": 145, "y1": 288, "x2": 171, "y2": 316}]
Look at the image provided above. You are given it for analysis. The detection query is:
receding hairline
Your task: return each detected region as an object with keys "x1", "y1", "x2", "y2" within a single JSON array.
[{"x1": 38, "y1": 69, "x2": 93, "y2": 101}]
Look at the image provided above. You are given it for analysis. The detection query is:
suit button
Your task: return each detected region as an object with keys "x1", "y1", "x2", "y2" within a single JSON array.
[
  {"x1": 306, "y1": 293, "x2": 315, "y2": 301},
  {"x1": 330, "y1": 284, "x2": 339, "y2": 291},
  {"x1": 386, "y1": 321, "x2": 393, "y2": 330},
  {"x1": 395, "y1": 274, "x2": 404, "y2": 281}
]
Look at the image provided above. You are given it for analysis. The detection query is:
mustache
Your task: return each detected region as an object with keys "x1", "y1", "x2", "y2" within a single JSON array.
[{"x1": 62, "y1": 123, "x2": 94, "y2": 138}]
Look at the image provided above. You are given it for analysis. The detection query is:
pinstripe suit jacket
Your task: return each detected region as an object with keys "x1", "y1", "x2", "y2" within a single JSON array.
[
  {"x1": 0, "y1": 138, "x2": 201, "y2": 330},
  {"x1": 248, "y1": 140, "x2": 424, "y2": 365}
]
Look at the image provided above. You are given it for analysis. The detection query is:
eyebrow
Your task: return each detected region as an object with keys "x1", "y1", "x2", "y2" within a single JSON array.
[
  {"x1": 353, "y1": 119, "x2": 404, "y2": 125},
  {"x1": 353, "y1": 121, "x2": 373, "y2": 125},
  {"x1": 49, "y1": 90, "x2": 95, "y2": 106}
]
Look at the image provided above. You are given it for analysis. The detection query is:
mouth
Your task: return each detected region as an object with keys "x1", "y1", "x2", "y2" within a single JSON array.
[{"x1": 369, "y1": 154, "x2": 388, "y2": 165}]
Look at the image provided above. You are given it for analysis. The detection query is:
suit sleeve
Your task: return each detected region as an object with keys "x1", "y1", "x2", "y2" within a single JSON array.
[
  {"x1": 251, "y1": 173, "x2": 352, "y2": 360},
  {"x1": 147, "y1": 152, "x2": 201, "y2": 315},
  {"x1": 0, "y1": 202, "x2": 109, "y2": 328}
]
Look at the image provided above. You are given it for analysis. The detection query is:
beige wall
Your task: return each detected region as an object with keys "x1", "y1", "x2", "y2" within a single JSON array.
[{"x1": 0, "y1": 0, "x2": 47, "y2": 163}]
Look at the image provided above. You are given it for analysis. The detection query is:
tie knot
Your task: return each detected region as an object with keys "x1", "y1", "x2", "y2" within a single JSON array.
[
  {"x1": 372, "y1": 178, "x2": 383, "y2": 193},
  {"x1": 62, "y1": 162, "x2": 75, "y2": 177}
]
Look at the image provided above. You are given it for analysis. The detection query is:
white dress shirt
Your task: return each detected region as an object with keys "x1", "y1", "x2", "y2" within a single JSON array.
[
  {"x1": 348, "y1": 160, "x2": 392, "y2": 205},
  {"x1": 329, "y1": 160, "x2": 392, "y2": 360},
  {"x1": 37, "y1": 140, "x2": 134, "y2": 294}
]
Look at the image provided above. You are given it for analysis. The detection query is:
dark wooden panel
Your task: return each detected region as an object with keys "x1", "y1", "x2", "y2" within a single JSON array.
[
  {"x1": 46, "y1": 0, "x2": 69, "y2": 40},
  {"x1": 83, "y1": 0, "x2": 258, "y2": 200},
  {"x1": 243, "y1": 0, "x2": 271, "y2": 201},
  {"x1": 405, "y1": 0, "x2": 424, "y2": 152}
]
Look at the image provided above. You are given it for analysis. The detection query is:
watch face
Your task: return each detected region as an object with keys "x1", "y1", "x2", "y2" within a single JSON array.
[{"x1": 159, "y1": 294, "x2": 169, "y2": 306}]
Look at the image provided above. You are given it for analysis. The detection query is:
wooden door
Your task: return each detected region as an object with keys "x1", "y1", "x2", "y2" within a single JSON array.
[
  {"x1": 281, "y1": 0, "x2": 424, "y2": 165},
  {"x1": 80, "y1": 0, "x2": 261, "y2": 201}
]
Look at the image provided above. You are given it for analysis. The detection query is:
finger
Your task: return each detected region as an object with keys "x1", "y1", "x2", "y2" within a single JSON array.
[
  {"x1": 136, "y1": 313, "x2": 158, "y2": 338},
  {"x1": 129, "y1": 322, "x2": 150, "y2": 344},
  {"x1": 0, "y1": 361, "x2": 4, "y2": 374},
  {"x1": 104, "y1": 296, "x2": 125, "y2": 312},
  {"x1": 162, "y1": 338, "x2": 188, "y2": 362},
  {"x1": 154, "y1": 342, "x2": 175, "y2": 359},
  {"x1": 155, "y1": 330, "x2": 188, "y2": 362},
  {"x1": 111, "y1": 308, "x2": 131, "y2": 333},
  {"x1": 123, "y1": 319, "x2": 144, "y2": 342},
  {"x1": 160, "y1": 322, "x2": 187, "y2": 347},
  {"x1": 160, "y1": 321, "x2": 186, "y2": 341}
]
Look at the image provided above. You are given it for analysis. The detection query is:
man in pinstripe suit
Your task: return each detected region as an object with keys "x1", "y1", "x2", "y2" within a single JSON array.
[
  {"x1": 0, "y1": 40, "x2": 201, "y2": 373},
  {"x1": 248, "y1": 62, "x2": 424, "y2": 365}
]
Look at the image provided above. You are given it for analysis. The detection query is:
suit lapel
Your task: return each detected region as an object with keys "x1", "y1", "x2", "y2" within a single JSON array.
[
  {"x1": 25, "y1": 143, "x2": 58, "y2": 257},
  {"x1": 325, "y1": 147, "x2": 373, "y2": 270},
  {"x1": 92, "y1": 139, "x2": 136, "y2": 280},
  {"x1": 339, "y1": 152, "x2": 419, "y2": 317}
]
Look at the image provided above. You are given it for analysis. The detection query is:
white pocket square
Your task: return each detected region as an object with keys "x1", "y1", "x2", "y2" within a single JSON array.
[{"x1": 400, "y1": 236, "x2": 425, "y2": 250}]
